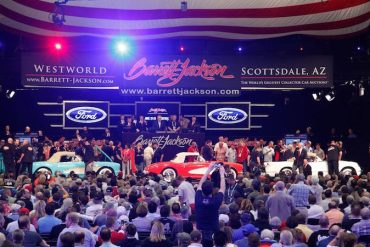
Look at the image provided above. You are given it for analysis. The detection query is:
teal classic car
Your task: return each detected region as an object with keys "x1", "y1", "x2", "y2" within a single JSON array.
[{"x1": 32, "y1": 151, "x2": 121, "y2": 177}]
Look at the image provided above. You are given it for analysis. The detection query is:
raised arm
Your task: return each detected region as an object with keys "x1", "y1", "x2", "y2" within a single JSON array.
[
  {"x1": 197, "y1": 164, "x2": 213, "y2": 190},
  {"x1": 219, "y1": 166, "x2": 226, "y2": 194}
]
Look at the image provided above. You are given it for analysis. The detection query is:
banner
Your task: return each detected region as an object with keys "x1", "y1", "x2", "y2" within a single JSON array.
[
  {"x1": 206, "y1": 102, "x2": 250, "y2": 130},
  {"x1": 135, "y1": 101, "x2": 180, "y2": 121},
  {"x1": 63, "y1": 101, "x2": 109, "y2": 129},
  {"x1": 22, "y1": 52, "x2": 333, "y2": 94},
  {"x1": 123, "y1": 133, "x2": 205, "y2": 161},
  {"x1": 22, "y1": 52, "x2": 121, "y2": 89}
]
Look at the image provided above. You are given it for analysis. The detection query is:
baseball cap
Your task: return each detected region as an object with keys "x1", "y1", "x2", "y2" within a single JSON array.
[
  {"x1": 11, "y1": 204, "x2": 21, "y2": 212},
  {"x1": 106, "y1": 187, "x2": 113, "y2": 193},
  {"x1": 242, "y1": 224, "x2": 259, "y2": 235},
  {"x1": 19, "y1": 208, "x2": 30, "y2": 215},
  {"x1": 75, "y1": 178, "x2": 82, "y2": 185}
]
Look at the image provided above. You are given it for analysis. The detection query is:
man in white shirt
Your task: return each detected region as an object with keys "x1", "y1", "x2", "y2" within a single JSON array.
[
  {"x1": 178, "y1": 176, "x2": 195, "y2": 208},
  {"x1": 308, "y1": 195, "x2": 325, "y2": 220},
  {"x1": 263, "y1": 141, "x2": 275, "y2": 162},
  {"x1": 143, "y1": 143, "x2": 154, "y2": 166}
]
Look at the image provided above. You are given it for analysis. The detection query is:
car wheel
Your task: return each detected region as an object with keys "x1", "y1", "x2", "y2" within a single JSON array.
[
  {"x1": 280, "y1": 167, "x2": 293, "y2": 176},
  {"x1": 33, "y1": 167, "x2": 52, "y2": 178},
  {"x1": 340, "y1": 167, "x2": 355, "y2": 176},
  {"x1": 97, "y1": 167, "x2": 115, "y2": 176},
  {"x1": 161, "y1": 168, "x2": 177, "y2": 183}
]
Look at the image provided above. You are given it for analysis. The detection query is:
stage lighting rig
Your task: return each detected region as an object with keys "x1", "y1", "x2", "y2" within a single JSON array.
[
  {"x1": 50, "y1": 1, "x2": 67, "y2": 25},
  {"x1": 181, "y1": 1, "x2": 188, "y2": 11},
  {"x1": 5, "y1": 90, "x2": 15, "y2": 99},
  {"x1": 325, "y1": 90, "x2": 335, "y2": 102},
  {"x1": 312, "y1": 91, "x2": 323, "y2": 101}
]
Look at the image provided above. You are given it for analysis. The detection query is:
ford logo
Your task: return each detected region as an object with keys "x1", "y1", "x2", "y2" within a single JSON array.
[
  {"x1": 208, "y1": 108, "x2": 248, "y2": 124},
  {"x1": 66, "y1": 107, "x2": 107, "y2": 123}
]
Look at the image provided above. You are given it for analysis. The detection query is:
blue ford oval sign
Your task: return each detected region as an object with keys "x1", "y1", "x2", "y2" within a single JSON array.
[
  {"x1": 66, "y1": 107, "x2": 107, "y2": 124},
  {"x1": 208, "y1": 108, "x2": 248, "y2": 124}
]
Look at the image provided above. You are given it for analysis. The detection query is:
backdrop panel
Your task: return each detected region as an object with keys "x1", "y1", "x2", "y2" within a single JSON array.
[{"x1": 123, "y1": 133, "x2": 205, "y2": 161}]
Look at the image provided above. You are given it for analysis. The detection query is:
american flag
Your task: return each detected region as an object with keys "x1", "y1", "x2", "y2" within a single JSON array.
[{"x1": 0, "y1": 0, "x2": 369, "y2": 39}]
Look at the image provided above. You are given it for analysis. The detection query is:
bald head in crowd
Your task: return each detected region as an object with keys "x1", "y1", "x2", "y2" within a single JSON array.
[{"x1": 275, "y1": 181, "x2": 285, "y2": 191}]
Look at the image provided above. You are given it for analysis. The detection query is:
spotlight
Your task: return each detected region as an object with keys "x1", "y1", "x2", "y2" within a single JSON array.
[
  {"x1": 325, "y1": 90, "x2": 335, "y2": 101},
  {"x1": 357, "y1": 46, "x2": 361, "y2": 51},
  {"x1": 181, "y1": 1, "x2": 188, "y2": 11},
  {"x1": 180, "y1": 46, "x2": 185, "y2": 52},
  {"x1": 237, "y1": 47, "x2": 243, "y2": 52},
  {"x1": 116, "y1": 41, "x2": 129, "y2": 54},
  {"x1": 55, "y1": 42, "x2": 62, "y2": 50},
  {"x1": 359, "y1": 85, "x2": 365, "y2": 96},
  {"x1": 5, "y1": 90, "x2": 15, "y2": 99},
  {"x1": 299, "y1": 47, "x2": 304, "y2": 51},
  {"x1": 312, "y1": 92, "x2": 323, "y2": 101}
]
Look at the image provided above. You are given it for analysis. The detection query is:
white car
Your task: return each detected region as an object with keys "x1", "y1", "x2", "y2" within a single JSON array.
[{"x1": 264, "y1": 156, "x2": 362, "y2": 177}]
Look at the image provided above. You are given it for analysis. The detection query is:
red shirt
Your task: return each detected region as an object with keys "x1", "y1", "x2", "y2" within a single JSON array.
[
  {"x1": 98, "y1": 231, "x2": 125, "y2": 245},
  {"x1": 237, "y1": 146, "x2": 249, "y2": 163},
  {"x1": 187, "y1": 146, "x2": 198, "y2": 162}
]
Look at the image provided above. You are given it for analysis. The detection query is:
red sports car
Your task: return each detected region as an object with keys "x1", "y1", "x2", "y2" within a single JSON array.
[{"x1": 144, "y1": 152, "x2": 243, "y2": 182}]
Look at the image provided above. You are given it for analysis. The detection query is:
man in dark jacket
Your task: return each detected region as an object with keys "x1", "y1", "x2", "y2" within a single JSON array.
[{"x1": 0, "y1": 138, "x2": 16, "y2": 177}]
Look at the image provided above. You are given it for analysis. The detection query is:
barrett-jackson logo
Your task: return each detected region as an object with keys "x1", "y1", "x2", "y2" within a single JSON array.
[
  {"x1": 208, "y1": 108, "x2": 248, "y2": 124},
  {"x1": 124, "y1": 57, "x2": 235, "y2": 87},
  {"x1": 133, "y1": 135, "x2": 193, "y2": 149},
  {"x1": 148, "y1": 108, "x2": 168, "y2": 114},
  {"x1": 66, "y1": 107, "x2": 107, "y2": 124}
]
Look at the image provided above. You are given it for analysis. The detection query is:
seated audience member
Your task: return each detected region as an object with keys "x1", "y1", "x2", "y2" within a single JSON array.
[
  {"x1": 141, "y1": 221, "x2": 173, "y2": 247},
  {"x1": 189, "y1": 230, "x2": 202, "y2": 247},
  {"x1": 57, "y1": 212, "x2": 96, "y2": 247},
  {"x1": 295, "y1": 213, "x2": 313, "y2": 241},
  {"x1": 38, "y1": 203, "x2": 62, "y2": 234},
  {"x1": 132, "y1": 202, "x2": 152, "y2": 232},
  {"x1": 325, "y1": 201, "x2": 344, "y2": 227},
  {"x1": 60, "y1": 232, "x2": 75, "y2": 247},
  {"x1": 7, "y1": 215, "x2": 49, "y2": 247},
  {"x1": 351, "y1": 207, "x2": 370, "y2": 238},
  {"x1": 74, "y1": 230, "x2": 85, "y2": 247},
  {"x1": 260, "y1": 229, "x2": 277, "y2": 246},
  {"x1": 307, "y1": 215, "x2": 330, "y2": 247},
  {"x1": 99, "y1": 227, "x2": 117, "y2": 247},
  {"x1": 341, "y1": 202, "x2": 362, "y2": 231},
  {"x1": 118, "y1": 224, "x2": 140, "y2": 247},
  {"x1": 316, "y1": 224, "x2": 341, "y2": 247}
]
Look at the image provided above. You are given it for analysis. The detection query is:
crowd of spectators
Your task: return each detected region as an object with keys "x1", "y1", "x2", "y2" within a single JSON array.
[{"x1": 0, "y1": 124, "x2": 368, "y2": 247}]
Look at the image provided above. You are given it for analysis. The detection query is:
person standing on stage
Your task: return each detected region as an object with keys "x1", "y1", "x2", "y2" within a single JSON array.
[
  {"x1": 83, "y1": 140, "x2": 95, "y2": 172},
  {"x1": 327, "y1": 141, "x2": 340, "y2": 175},
  {"x1": 143, "y1": 143, "x2": 154, "y2": 166},
  {"x1": 226, "y1": 143, "x2": 237, "y2": 163},
  {"x1": 237, "y1": 140, "x2": 249, "y2": 173},
  {"x1": 263, "y1": 141, "x2": 275, "y2": 163},
  {"x1": 121, "y1": 144, "x2": 131, "y2": 178},
  {"x1": 214, "y1": 136, "x2": 228, "y2": 162},
  {"x1": 135, "y1": 115, "x2": 148, "y2": 133},
  {"x1": 201, "y1": 140, "x2": 214, "y2": 161},
  {"x1": 1, "y1": 138, "x2": 16, "y2": 177},
  {"x1": 14, "y1": 139, "x2": 22, "y2": 177},
  {"x1": 293, "y1": 142, "x2": 307, "y2": 174},
  {"x1": 188, "y1": 116, "x2": 200, "y2": 133},
  {"x1": 179, "y1": 115, "x2": 190, "y2": 133},
  {"x1": 249, "y1": 141, "x2": 262, "y2": 173},
  {"x1": 135, "y1": 143, "x2": 144, "y2": 173},
  {"x1": 167, "y1": 115, "x2": 181, "y2": 133},
  {"x1": 17, "y1": 139, "x2": 34, "y2": 176},
  {"x1": 152, "y1": 142, "x2": 164, "y2": 163},
  {"x1": 152, "y1": 115, "x2": 166, "y2": 132},
  {"x1": 187, "y1": 141, "x2": 199, "y2": 162},
  {"x1": 274, "y1": 140, "x2": 284, "y2": 161},
  {"x1": 314, "y1": 143, "x2": 325, "y2": 160}
]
